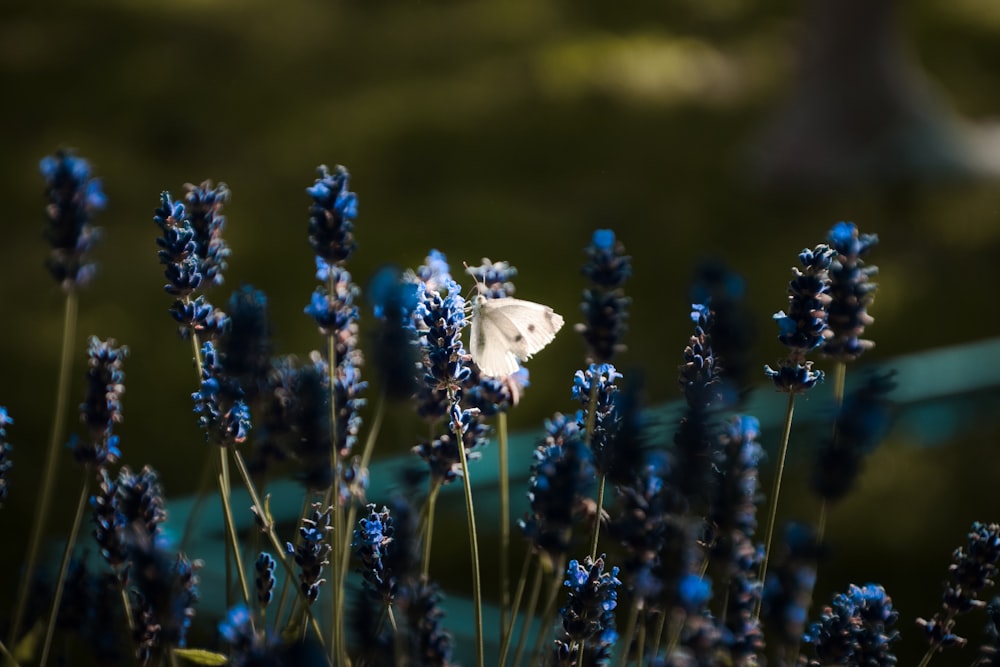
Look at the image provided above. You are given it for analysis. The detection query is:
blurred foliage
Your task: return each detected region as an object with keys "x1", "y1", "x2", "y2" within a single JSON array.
[{"x1": 1, "y1": 0, "x2": 999, "y2": 663}]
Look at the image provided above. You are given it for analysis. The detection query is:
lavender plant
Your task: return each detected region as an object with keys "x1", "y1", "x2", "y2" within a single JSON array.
[{"x1": 9, "y1": 147, "x2": 1000, "y2": 667}]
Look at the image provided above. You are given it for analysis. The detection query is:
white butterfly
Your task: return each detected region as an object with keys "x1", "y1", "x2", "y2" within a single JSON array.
[{"x1": 468, "y1": 287, "x2": 565, "y2": 378}]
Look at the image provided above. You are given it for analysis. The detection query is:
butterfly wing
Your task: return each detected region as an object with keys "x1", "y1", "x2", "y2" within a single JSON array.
[{"x1": 471, "y1": 297, "x2": 564, "y2": 377}]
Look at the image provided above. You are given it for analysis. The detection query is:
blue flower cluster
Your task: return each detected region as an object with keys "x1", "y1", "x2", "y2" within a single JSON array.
[
  {"x1": 40, "y1": 149, "x2": 106, "y2": 289},
  {"x1": 918, "y1": 521, "x2": 1000, "y2": 652},
  {"x1": 255, "y1": 552, "x2": 276, "y2": 610},
  {"x1": 130, "y1": 552, "x2": 201, "y2": 665},
  {"x1": 823, "y1": 221, "x2": 879, "y2": 361},
  {"x1": 353, "y1": 504, "x2": 397, "y2": 605},
  {"x1": 286, "y1": 503, "x2": 333, "y2": 605},
  {"x1": 91, "y1": 465, "x2": 168, "y2": 580},
  {"x1": 805, "y1": 583, "x2": 899, "y2": 667},
  {"x1": 306, "y1": 164, "x2": 358, "y2": 264},
  {"x1": 519, "y1": 415, "x2": 595, "y2": 565},
  {"x1": 71, "y1": 336, "x2": 128, "y2": 467},
  {"x1": 192, "y1": 340, "x2": 252, "y2": 447},
  {"x1": 153, "y1": 182, "x2": 231, "y2": 339},
  {"x1": 579, "y1": 229, "x2": 632, "y2": 363},
  {"x1": 573, "y1": 362, "x2": 623, "y2": 478},
  {"x1": 764, "y1": 244, "x2": 835, "y2": 393},
  {"x1": 557, "y1": 554, "x2": 621, "y2": 657}
]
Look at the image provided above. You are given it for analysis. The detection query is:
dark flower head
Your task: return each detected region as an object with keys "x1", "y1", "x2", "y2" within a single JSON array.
[
  {"x1": 805, "y1": 583, "x2": 899, "y2": 667},
  {"x1": 182, "y1": 180, "x2": 231, "y2": 288},
  {"x1": 406, "y1": 580, "x2": 454, "y2": 665},
  {"x1": 254, "y1": 552, "x2": 276, "y2": 610},
  {"x1": 368, "y1": 265, "x2": 420, "y2": 400},
  {"x1": 286, "y1": 503, "x2": 332, "y2": 605},
  {"x1": 689, "y1": 259, "x2": 756, "y2": 394},
  {"x1": 290, "y1": 353, "x2": 333, "y2": 490},
  {"x1": 0, "y1": 407, "x2": 12, "y2": 506},
  {"x1": 763, "y1": 359, "x2": 825, "y2": 394},
  {"x1": 40, "y1": 149, "x2": 106, "y2": 289},
  {"x1": 307, "y1": 164, "x2": 358, "y2": 264},
  {"x1": 130, "y1": 550, "x2": 202, "y2": 665},
  {"x1": 221, "y1": 285, "x2": 273, "y2": 400},
  {"x1": 775, "y1": 244, "x2": 834, "y2": 353},
  {"x1": 71, "y1": 337, "x2": 128, "y2": 468},
  {"x1": 519, "y1": 421, "x2": 596, "y2": 563},
  {"x1": 353, "y1": 504, "x2": 397, "y2": 605},
  {"x1": 823, "y1": 221, "x2": 879, "y2": 361},
  {"x1": 917, "y1": 521, "x2": 1000, "y2": 651},
  {"x1": 560, "y1": 554, "x2": 622, "y2": 645},
  {"x1": 192, "y1": 340, "x2": 252, "y2": 447},
  {"x1": 709, "y1": 415, "x2": 764, "y2": 557},
  {"x1": 578, "y1": 229, "x2": 632, "y2": 362},
  {"x1": 812, "y1": 370, "x2": 896, "y2": 503}
]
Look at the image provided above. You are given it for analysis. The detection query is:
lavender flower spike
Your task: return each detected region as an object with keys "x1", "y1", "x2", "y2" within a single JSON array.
[
  {"x1": 0, "y1": 407, "x2": 12, "y2": 506},
  {"x1": 40, "y1": 149, "x2": 106, "y2": 290}
]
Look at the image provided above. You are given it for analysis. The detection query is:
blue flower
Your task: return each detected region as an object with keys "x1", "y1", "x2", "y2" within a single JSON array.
[
  {"x1": 416, "y1": 249, "x2": 452, "y2": 293},
  {"x1": 764, "y1": 242, "x2": 834, "y2": 393},
  {"x1": 254, "y1": 552, "x2": 276, "y2": 609},
  {"x1": 307, "y1": 164, "x2": 358, "y2": 264},
  {"x1": 560, "y1": 554, "x2": 622, "y2": 645},
  {"x1": 823, "y1": 221, "x2": 879, "y2": 361},
  {"x1": 286, "y1": 503, "x2": 332, "y2": 604},
  {"x1": 572, "y1": 363, "x2": 623, "y2": 478},
  {"x1": 130, "y1": 550, "x2": 201, "y2": 665},
  {"x1": 518, "y1": 417, "x2": 595, "y2": 563},
  {"x1": 221, "y1": 285, "x2": 273, "y2": 400},
  {"x1": 0, "y1": 407, "x2": 12, "y2": 506},
  {"x1": 153, "y1": 185, "x2": 231, "y2": 339},
  {"x1": 805, "y1": 583, "x2": 899, "y2": 667},
  {"x1": 918, "y1": 522, "x2": 1000, "y2": 651},
  {"x1": 304, "y1": 266, "x2": 360, "y2": 341},
  {"x1": 40, "y1": 149, "x2": 106, "y2": 289},
  {"x1": 368, "y1": 266, "x2": 420, "y2": 400},
  {"x1": 407, "y1": 580, "x2": 454, "y2": 664},
  {"x1": 353, "y1": 504, "x2": 397, "y2": 605},
  {"x1": 71, "y1": 337, "x2": 128, "y2": 468},
  {"x1": 415, "y1": 279, "x2": 472, "y2": 396},
  {"x1": 466, "y1": 258, "x2": 518, "y2": 298},
  {"x1": 192, "y1": 340, "x2": 252, "y2": 447},
  {"x1": 709, "y1": 415, "x2": 764, "y2": 563},
  {"x1": 579, "y1": 229, "x2": 632, "y2": 362}
]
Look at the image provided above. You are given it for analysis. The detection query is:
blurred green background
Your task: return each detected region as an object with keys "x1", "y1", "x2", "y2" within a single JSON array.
[{"x1": 2, "y1": 0, "x2": 1000, "y2": 662}]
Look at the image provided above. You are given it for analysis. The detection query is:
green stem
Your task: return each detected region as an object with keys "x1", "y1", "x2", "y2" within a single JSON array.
[
  {"x1": 510, "y1": 554, "x2": 545, "y2": 667},
  {"x1": 451, "y1": 388, "x2": 484, "y2": 667},
  {"x1": 325, "y1": 329, "x2": 348, "y2": 667},
  {"x1": 9, "y1": 291, "x2": 78, "y2": 647},
  {"x1": 339, "y1": 391, "x2": 386, "y2": 596},
  {"x1": 230, "y1": 449, "x2": 329, "y2": 656},
  {"x1": 755, "y1": 391, "x2": 797, "y2": 619},
  {"x1": 421, "y1": 481, "x2": 441, "y2": 581},
  {"x1": 498, "y1": 411, "x2": 511, "y2": 642},
  {"x1": 219, "y1": 464, "x2": 252, "y2": 610},
  {"x1": 0, "y1": 638, "x2": 20, "y2": 667},
  {"x1": 528, "y1": 554, "x2": 567, "y2": 667},
  {"x1": 616, "y1": 598, "x2": 641, "y2": 667},
  {"x1": 499, "y1": 548, "x2": 534, "y2": 667},
  {"x1": 39, "y1": 469, "x2": 90, "y2": 667},
  {"x1": 589, "y1": 475, "x2": 607, "y2": 559},
  {"x1": 650, "y1": 607, "x2": 667, "y2": 659}
]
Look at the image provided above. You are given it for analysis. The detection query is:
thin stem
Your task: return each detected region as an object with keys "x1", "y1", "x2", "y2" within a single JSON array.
[
  {"x1": 616, "y1": 598, "x2": 641, "y2": 667},
  {"x1": 451, "y1": 390, "x2": 484, "y2": 667},
  {"x1": 274, "y1": 493, "x2": 313, "y2": 629},
  {"x1": 755, "y1": 391, "x2": 797, "y2": 619},
  {"x1": 510, "y1": 555, "x2": 545, "y2": 667},
  {"x1": 218, "y1": 467, "x2": 252, "y2": 610},
  {"x1": 664, "y1": 608, "x2": 687, "y2": 660},
  {"x1": 499, "y1": 548, "x2": 534, "y2": 667},
  {"x1": 230, "y1": 449, "x2": 329, "y2": 656},
  {"x1": 528, "y1": 554, "x2": 567, "y2": 667},
  {"x1": 420, "y1": 481, "x2": 441, "y2": 581},
  {"x1": 589, "y1": 475, "x2": 607, "y2": 559},
  {"x1": 498, "y1": 411, "x2": 511, "y2": 641},
  {"x1": 9, "y1": 291, "x2": 78, "y2": 647},
  {"x1": 39, "y1": 468, "x2": 91, "y2": 667},
  {"x1": 339, "y1": 391, "x2": 386, "y2": 597},
  {"x1": 326, "y1": 330, "x2": 345, "y2": 666},
  {"x1": 650, "y1": 608, "x2": 667, "y2": 659},
  {"x1": 583, "y1": 377, "x2": 603, "y2": 557},
  {"x1": 179, "y1": 456, "x2": 214, "y2": 553},
  {"x1": 817, "y1": 499, "x2": 829, "y2": 545},
  {"x1": 0, "y1": 639, "x2": 20, "y2": 667}
]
